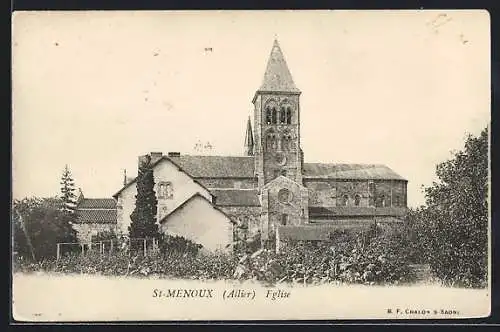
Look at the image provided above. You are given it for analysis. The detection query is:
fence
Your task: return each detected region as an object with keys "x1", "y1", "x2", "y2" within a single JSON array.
[{"x1": 56, "y1": 238, "x2": 159, "y2": 260}]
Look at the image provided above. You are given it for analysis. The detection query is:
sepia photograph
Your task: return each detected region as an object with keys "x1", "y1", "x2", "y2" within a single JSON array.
[{"x1": 11, "y1": 10, "x2": 491, "y2": 321}]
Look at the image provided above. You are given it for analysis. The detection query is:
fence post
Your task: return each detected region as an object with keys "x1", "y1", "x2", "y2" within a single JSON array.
[
  {"x1": 56, "y1": 243, "x2": 60, "y2": 261},
  {"x1": 143, "y1": 238, "x2": 147, "y2": 256},
  {"x1": 81, "y1": 243, "x2": 84, "y2": 256},
  {"x1": 110, "y1": 239, "x2": 114, "y2": 254},
  {"x1": 100, "y1": 241, "x2": 103, "y2": 255}
]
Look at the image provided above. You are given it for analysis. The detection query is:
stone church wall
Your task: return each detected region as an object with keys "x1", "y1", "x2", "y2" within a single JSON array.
[
  {"x1": 305, "y1": 179, "x2": 407, "y2": 208},
  {"x1": 219, "y1": 206, "x2": 261, "y2": 238},
  {"x1": 196, "y1": 178, "x2": 257, "y2": 189}
]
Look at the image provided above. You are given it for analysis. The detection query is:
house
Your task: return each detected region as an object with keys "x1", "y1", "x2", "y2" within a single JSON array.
[{"x1": 73, "y1": 190, "x2": 117, "y2": 243}]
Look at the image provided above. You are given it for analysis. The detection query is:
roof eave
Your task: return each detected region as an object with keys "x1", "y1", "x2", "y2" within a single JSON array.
[{"x1": 252, "y1": 90, "x2": 301, "y2": 103}]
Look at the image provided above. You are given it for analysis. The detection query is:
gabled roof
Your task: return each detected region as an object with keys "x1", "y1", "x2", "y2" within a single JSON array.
[
  {"x1": 303, "y1": 163, "x2": 407, "y2": 181},
  {"x1": 257, "y1": 39, "x2": 300, "y2": 93},
  {"x1": 159, "y1": 193, "x2": 236, "y2": 225},
  {"x1": 210, "y1": 189, "x2": 260, "y2": 207},
  {"x1": 77, "y1": 198, "x2": 116, "y2": 209},
  {"x1": 169, "y1": 155, "x2": 255, "y2": 178},
  {"x1": 112, "y1": 155, "x2": 217, "y2": 198}
]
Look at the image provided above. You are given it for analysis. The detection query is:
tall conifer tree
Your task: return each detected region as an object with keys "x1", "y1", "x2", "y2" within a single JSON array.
[{"x1": 129, "y1": 155, "x2": 160, "y2": 239}]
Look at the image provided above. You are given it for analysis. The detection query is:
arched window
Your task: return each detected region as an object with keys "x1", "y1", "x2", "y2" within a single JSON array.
[
  {"x1": 286, "y1": 106, "x2": 292, "y2": 124},
  {"x1": 158, "y1": 182, "x2": 173, "y2": 199},
  {"x1": 281, "y1": 214, "x2": 288, "y2": 226},
  {"x1": 342, "y1": 194, "x2": 349, "y2": 206},
  {"x1": 354, "y1": 194, "x2": 361, "y2": 206},
  {"x1": 271, "y1": 107, "x2": 277, "y2": 124},
  {"x1": 266, "y1": 131, "x2": 276, "y2": 151},
  {"x1": 265, "y1": 107, "x2": 272, "y2": 124},
  {"x1": 280, "y1": 106, "x2": 286, "y2": 124}
]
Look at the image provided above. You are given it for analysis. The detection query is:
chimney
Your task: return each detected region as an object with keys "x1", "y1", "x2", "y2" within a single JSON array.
[
  {"x1": 123, "y1": 169, "x2": 127, "y2": 186},
  {"x1": 168, "y1": 152, "x2": 181, "y2": 157},
  {"x1": 150, "y1": 152, "x2": 163, "y2": 164}
]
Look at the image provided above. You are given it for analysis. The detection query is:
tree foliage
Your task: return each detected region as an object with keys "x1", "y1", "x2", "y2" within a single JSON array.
[
  {"x1": 129, "y1": 155, "x2": 160, "y2": 239},
  {"x1": 13, "y1": 197, "x2": 78, "y2": 261},
  {"x1": 407, "y1": 127, "x2": 489, "y2": 287},
  {"x1": 60, "y1": 165, "x2": 77, "y2": 215}
]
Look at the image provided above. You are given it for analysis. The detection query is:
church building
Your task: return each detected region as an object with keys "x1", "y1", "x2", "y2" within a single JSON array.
[{"x1": 97, "y1": 39, "x2": 408, "y2": 252}]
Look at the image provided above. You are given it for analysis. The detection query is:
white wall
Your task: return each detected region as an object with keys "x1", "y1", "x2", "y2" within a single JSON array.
[
  {"x1": 116, "y1": 159, "x2": 212, "y2": 236},
  {"x1": 160, "y1": 195, "x2": 233, "y2": 253}
]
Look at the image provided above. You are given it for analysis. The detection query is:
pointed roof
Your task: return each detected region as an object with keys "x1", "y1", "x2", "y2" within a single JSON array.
[
  {"x1": 244, "y1": 117, "x2": 254, "y2": 148},
  {"x1": 258, "y1": 39, "x2": 300, "y2": 93}
]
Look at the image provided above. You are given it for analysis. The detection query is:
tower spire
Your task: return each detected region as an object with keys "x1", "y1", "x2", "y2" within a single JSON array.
[
  {"x1": 244, "y1": 117, "x2": 254, "y2": 156},
  {"x1": 258, "y1": 39, "x2": 300, "y2": 93}
]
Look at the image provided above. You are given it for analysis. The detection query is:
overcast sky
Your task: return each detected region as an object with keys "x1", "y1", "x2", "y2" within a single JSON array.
[{"x1": 12, "y1": 10, "x2": 490, "y2": 207}]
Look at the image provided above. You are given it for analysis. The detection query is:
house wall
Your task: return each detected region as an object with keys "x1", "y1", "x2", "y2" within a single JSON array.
[
  {"x1": 116, "y1": 160, "x2": 212, "y2": 235},
  {"x1": 73, "y1": 223, "x2": 118, "y2": 244},
  {"x1": 160, "y1": 196, "x2": 233, "y2": 253}
]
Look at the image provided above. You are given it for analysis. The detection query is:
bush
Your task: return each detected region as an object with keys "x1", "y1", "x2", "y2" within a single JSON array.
[
  {"x1": 158, "y1": 234, "x2": 203, "y2": 256},
  {"x1": 13, "y1": 227, "x2": 417, "y2": 286}
]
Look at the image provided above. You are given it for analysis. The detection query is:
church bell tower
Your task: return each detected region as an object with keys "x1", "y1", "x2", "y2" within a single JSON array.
[{"x1": 252, "y1": 39, "x2": 303, "y2": 188}]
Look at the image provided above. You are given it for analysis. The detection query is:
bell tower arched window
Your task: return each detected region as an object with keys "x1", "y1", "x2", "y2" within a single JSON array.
[
  {"x1": 266, "y1": 107, "x2": 272, "y2": 125},
  {"x1": 342, "y1": 194, "x2": 349, "y2": 206},
  {"x1": 266, "y1": 130, "x2": 277, "y2": 151},
  {"x1": 271, "y1": 107, "x2": 278, "y2": 124},
  {"x1": 354, "y1": 194, "x2": 361, "y2": 206},
  {"x1": 286, "y1": 106, "x2": 292, "y2": 124},
  {"x1": 280, "y1": 106, "x2": 286, "y2": 124}
]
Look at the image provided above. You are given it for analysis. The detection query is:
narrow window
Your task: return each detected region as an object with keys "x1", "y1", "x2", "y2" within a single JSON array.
[
  {"x1": 342, "y1": 194, "x2": 349, "y2": 206},
  {"x1": 272, "y1": 107, "x2": 277, "y2": 124},
  {"x1": 394, "y1": 195, "x2": 400, "y2": 207},
  {"x1": 280, "y1": 106, "x2": 286, "y2": 124},
  {"x1": 157, "y1": 183, "x2": 166, "y2": 199},
  {"x1": 354, "y1": 194, "x2": 361, "y2": 206},
  {"x1": 266, "y1": 133, "x2": 276, "y2": 151},
  {"x1": 380, "y1": 195, "x2": 386, "y2": 207},
  {"x1": 266, "y1": 107, "x2": 272, "y2": 124},
  {"x1": 281, "y1": 214, "x2": 288, "y2": 226},
  {"x1": 286, "y1": 107, "x2": 292, "y2": 124}
]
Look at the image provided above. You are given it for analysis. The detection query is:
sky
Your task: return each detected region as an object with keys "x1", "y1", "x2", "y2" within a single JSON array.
[{"x1": 12, "y1": 10, "x2": 490, "y2": 207}]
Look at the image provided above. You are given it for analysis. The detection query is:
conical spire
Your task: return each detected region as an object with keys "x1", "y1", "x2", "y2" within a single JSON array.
[
  {"x1": 244, "y1": 117, "x2": 254, "y2": 156},
  {"x1": 258, "y1": 39, "x2": 300, "y2": 93}
]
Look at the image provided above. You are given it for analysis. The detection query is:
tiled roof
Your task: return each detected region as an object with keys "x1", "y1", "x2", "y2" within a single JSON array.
[
  {"x1": 258, "y1": 39, "x2": 300, "y2": 93},
  {"x1": 76, "y1": 209, "x2": 117, "y2": 224},
  {"x1": 210, "y1": 189, "x2": 261, "y2": 207},
  {"x1": 169, "y1": 155, "x2": 255, "y2": 178},
  {"x1": 159, "y1": 193, "x2": 236, "y2": 225},
  {"x1": 303, "y1": 163, "x2": 407, "y2": 181},
  {"x1": 309, "y1": 206, "x2": 408, "y2": 217},
  {"x1": 77, "y1": 198, "x2": 116, "y2": 209}
]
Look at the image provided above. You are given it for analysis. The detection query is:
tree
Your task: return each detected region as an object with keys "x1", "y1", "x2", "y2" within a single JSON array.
[
  {"x1": 408, "y1": 127, "x2": 489, "y2": 287},
  {"x1": 60, "y1": 165, "x2": 77, "y2": 214},
  {"x1": 12, "y1": 197, "x2": 78, "y2": 260},
  {"x1": 129, "y1": 155, "x2": 160, "y2": 240}
]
